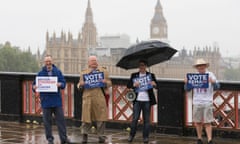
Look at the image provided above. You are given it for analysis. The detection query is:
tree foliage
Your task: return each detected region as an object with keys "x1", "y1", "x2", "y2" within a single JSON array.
[{"x1": 0, "y1": 42, "x2": 40, "y2": 72}]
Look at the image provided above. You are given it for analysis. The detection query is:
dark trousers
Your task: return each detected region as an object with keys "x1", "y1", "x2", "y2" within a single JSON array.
[
  {"x1": 42, "y1": 107, "x2": 68, "y2": 143},
  {"x1": 130, "y1": 101, "x2": 151, "y2": 138}
]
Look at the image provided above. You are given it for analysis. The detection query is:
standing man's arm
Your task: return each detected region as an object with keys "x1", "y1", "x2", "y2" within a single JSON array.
[
  {"x1": 32, "y1": 78, "x2": 37, "y2": 93},
  {"x1": 209, "y1": 73, "x2": 220, "y2": 90},
  {"x1": 32, "y1": 72, "x2": 41, "y2": 93}
]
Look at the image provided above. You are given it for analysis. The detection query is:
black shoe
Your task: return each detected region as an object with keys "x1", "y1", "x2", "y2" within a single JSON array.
[
  {"x1": 208, "y1": 140, "x2": 214, "y2": 144},
  {"x1": 99, "y1": 136, "x2": 106, "y2": 143},
  {"x1": 82, "y1": 134, "x2": 88, "y2": 143},
  {"x1": 197, "y1": 139, "x2": 203, "y2": 144},
  {"x1": 128, "y1": 135, "x2": 134, "y2": 142},
  {"x1": 61, "y1": 139, "x2": 72, "y2": 144},
  {"x1": 143, "y1": 138, "x2": 149, "y2": 143}
]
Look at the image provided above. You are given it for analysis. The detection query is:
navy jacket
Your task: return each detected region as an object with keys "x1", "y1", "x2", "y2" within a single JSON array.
[
  {"x1": 32, "y1": 65, "x2": 66, "y2": 108},
  {"x1": 127, "y1": 72, "x2": 158, "y2": 106}
]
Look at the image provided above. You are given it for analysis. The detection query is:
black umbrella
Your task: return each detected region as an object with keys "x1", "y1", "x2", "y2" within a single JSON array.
[{"x1": 116, "y1": 40, "x2": 177, "y2": 70}]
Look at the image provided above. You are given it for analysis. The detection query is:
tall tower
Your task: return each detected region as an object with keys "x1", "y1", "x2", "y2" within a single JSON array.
[
  {"x1": 150, "y1": 0, "x2": 168, "y2": 40},
  {"x1": 44, "y1": 0, "x2": 99, "y2": 74},
  {"x1": 82, "y1": 0, "x2": 98, "y2": 50}
]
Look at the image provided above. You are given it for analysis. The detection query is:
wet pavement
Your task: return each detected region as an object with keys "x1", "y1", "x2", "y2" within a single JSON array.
[{"x1": 0, "y1": 121, "x2": 239, "y2": 144}]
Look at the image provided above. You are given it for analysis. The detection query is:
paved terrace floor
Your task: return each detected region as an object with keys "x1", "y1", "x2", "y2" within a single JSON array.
[{"x1": 0, "y1": 121, "x2": 239, "y2": 144}]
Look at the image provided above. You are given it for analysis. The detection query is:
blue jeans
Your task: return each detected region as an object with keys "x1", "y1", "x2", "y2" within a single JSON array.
[
  {"x1": 130, "y1": 101, "x2": 151, "y2": 139},
  {"x1": 42, "y1": 107, "x2": 68, "y2": 143}
]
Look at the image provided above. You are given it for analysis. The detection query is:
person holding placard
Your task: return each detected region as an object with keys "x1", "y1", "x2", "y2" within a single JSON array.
[
  {"x1": 127, "y1": 59, "x2": 158, "y2": 143},
  {"x1": 77, "y1": 55, "x2": 112, "y2": 143},
  {"x1": 185, "y1": 58, "x2": 220, "y2": 144},
  {"x1": 32, "y1": 55, "x2": 71, "y2": 144}
]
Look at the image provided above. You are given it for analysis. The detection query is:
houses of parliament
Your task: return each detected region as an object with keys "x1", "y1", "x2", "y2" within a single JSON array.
[{"x1": 38, "y1": 0, "x2": 224, "y2": 79}]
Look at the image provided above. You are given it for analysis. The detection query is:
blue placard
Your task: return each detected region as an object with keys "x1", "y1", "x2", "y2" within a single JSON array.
[
  {"x1": 133, "y1": 74, "x2": 153, "y2": 92},
  {"x1": 83, "y1": 72, "x2": 105, "y2": 89},
  {"x1": 187, "y1": 73, "x2": 209, "y2": 89}
]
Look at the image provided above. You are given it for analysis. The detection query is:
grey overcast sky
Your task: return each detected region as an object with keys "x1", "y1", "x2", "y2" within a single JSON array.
[{"x1": 0, "y1": 0, "x2": 239, "y2": 57}]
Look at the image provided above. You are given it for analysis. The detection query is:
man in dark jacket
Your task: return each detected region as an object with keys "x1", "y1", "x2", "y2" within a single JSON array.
[
  {"x1": 32, "y1": 55, "x2": 70, "y2": 144},
  {"x1": 127, "y1": 59, "x2": 158, "y2": 143}
]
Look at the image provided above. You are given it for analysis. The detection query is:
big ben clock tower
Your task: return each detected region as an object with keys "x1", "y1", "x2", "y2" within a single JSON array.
[{"x1": 150, "y1": 0, "x2": 168, "y2": 40}]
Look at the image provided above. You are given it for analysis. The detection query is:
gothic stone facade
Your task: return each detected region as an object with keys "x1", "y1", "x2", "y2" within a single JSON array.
[{"x1": 43, "y1": 0, "x2": 224, "y2": 80}]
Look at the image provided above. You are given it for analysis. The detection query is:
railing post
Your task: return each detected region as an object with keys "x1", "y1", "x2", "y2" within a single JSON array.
[{"x1": 235, "y1": 92, "x2": 239, "y2": 129}]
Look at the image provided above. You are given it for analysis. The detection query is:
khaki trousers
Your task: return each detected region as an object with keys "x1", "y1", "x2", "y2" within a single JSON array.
[{"x1": 81, "y1": 121, "x2": 105, "y2": 136}]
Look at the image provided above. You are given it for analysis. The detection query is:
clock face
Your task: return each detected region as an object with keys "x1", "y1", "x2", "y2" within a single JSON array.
[{"x1": 152, "y1": 27, "x2": 159, "y2": 34}]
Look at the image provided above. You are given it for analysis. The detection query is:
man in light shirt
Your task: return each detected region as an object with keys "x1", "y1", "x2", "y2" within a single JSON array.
[
  {"x1": 127, "y1": 59, "x2": 158, "y2": 143},
  {"x1": 185, "y1": 58, "x2": 220, "y2": 144}
]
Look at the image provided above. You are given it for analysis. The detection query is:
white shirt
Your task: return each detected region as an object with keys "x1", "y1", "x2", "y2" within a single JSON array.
[
  {"x1": 192, "y1": 71, "x2": 217, "y2": 105},
  {"x1": 136, "y1": 73, "x2": 150, "y2": 101}
]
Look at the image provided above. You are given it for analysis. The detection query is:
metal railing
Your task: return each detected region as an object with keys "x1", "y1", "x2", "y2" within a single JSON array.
[
  {"x1": 22, "y1": 81, "x2": 157, "y2": 122},
  {"x1": 185, "y1": 90, "x2": 240, "y2": 129},
  {"x1": 22, "y1": 81, "x2": 74, "y2": 118},
  {"x1": 1, "y1": 72, "x2": 239, "y2": 136}
]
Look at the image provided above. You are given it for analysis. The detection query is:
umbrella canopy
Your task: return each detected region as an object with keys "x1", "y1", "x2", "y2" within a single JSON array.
[{"x1": 116, "y1": 40, "x2": 177, "y2": 70}]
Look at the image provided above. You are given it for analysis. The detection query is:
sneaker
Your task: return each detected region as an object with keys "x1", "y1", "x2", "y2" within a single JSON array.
[
  {"x1": 208, "y1": 140, "x2": 214, "y2": 144},
  {"x1": 143, "y1": 137, "x2": 149, "y2": 143},
  {"x1": 127, "y1": 135, "x2": 134, "y2": 142},
  {"x1": 197, "y1": 139, "x2": 203, "y2": 144},
  {"x1": 48, "y1": 139, "x2": 54, "y2": 144},
  {"x1": 61, "y1": 139, "x2": 72, "y2": 144}
]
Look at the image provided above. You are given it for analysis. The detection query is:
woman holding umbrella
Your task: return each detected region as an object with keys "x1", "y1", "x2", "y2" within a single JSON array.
[{"x1": 127, "y1": 59, "x2": 158, "y2": 143}]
